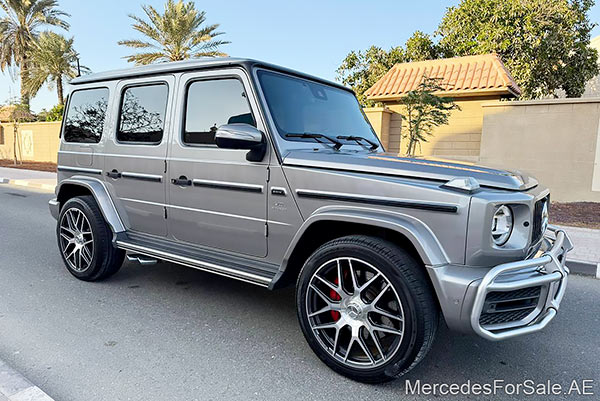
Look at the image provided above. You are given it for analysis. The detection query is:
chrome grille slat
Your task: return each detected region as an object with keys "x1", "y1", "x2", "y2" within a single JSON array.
[
  {"x1": 485, "y1": 286, "x2": 541, "y2": 302},
  {"x1": 480, "y1": 308, "x2": 536, "y2": 326}
]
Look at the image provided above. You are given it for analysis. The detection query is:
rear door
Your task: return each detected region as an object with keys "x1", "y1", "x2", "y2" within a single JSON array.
[
  {"x1": 103, "y1": 75, "x2": 174, "y2": 237},
  {"x1": 167, "y1": 69, "x2": 269, "y2": 257}
]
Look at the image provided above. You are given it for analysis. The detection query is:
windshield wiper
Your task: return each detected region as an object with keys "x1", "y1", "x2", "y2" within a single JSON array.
[
  {"x1": 336, "y1": 135, "x2": 379, "y2": 151},
  {"x1": 285, "y1": 132, "x2": 343, "y2": 150}
]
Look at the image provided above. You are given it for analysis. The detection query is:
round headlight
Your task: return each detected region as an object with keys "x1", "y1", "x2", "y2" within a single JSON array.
[
  {"x1": 541, "y1": 201, "x2": 549, "y2": 234},
  {"x1": 492, "y1": 205, "x2": 513, "y2": 246}
]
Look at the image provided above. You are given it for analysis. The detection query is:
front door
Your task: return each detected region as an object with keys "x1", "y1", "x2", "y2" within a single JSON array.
[
  {"x1": 103, "y1": 75, "x2": 174, "y2": 237},
  {"x1": 167, "y1": 69, "x2": 269, "y2": 257}
]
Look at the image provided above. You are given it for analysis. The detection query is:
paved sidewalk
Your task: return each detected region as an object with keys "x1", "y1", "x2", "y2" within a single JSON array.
[
  {"x1": 0, "y1": 167, "x2": 56, "y2": 192},
  {"x1": 0, "y1": 359, "x2": 54, "y2": 401},
  {"x1": 557, "y1": 225, "x2": 600, "y2": 277},
  {"x1": 557, "y1": 225, "x2": 600, "y2": 262}
]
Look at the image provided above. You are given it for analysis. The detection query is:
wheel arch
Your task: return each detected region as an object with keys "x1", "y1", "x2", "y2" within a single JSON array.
[
  {"x1": 269, "y1": 207, "x2": 450, "y2": 290},
  {"x1": 56, "y1": 177, "x2": 126, "y2": 234}
]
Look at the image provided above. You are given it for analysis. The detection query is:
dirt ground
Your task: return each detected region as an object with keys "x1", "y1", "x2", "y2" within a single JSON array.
[
  {"x1": 0, "y1": 159, "x2": 57, "y2": 172},
  {"x1": 550, "y1": 202, "x2": 600, "y2": 229}
]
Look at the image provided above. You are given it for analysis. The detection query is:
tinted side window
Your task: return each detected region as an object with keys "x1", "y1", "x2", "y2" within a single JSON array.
[
  {"x1": 117, "y1": 84, "x2": 168, "y2": 143},
  {"x1": 63, "y1": 88, "x2": 109, "y2": 143},
  {"x1": 183, "y1": 79, "x2": 255, "y2": 145}
]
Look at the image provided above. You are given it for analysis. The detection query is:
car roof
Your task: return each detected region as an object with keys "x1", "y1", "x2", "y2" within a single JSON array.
[{"x1": 70, "y1": 57, "x2": 350, "y2": 92}]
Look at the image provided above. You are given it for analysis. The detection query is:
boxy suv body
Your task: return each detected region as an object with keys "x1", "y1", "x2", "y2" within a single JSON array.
[{"x1": 50, "y1": 58, "x2": 572, "y2": 382}]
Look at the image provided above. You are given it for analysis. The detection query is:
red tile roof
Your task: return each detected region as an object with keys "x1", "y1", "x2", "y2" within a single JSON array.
[{"x1": 365, "y1": 53, "x2": 521, "y2": 100}]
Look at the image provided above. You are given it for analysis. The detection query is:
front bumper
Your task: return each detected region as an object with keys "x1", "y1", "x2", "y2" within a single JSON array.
[
  {"x1": 469, "y1": 226, "x2": 572, "y2": 340},
  {"x1": 428, "y1": 226, "x2": 573, "y2": 341}
]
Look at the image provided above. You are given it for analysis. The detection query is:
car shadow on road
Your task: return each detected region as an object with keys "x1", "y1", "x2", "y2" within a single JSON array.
[{"x1": 103, "y1": 259, "x2": 597, "y2": 395}]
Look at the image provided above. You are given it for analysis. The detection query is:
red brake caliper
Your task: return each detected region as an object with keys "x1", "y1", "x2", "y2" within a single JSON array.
[{"x1": 330, "y1": 278, "x2": 341, "y2": 321}]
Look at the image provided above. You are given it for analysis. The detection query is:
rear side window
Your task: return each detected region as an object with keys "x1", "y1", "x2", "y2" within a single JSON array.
[
  {"x1": 117, "y1": 84, "x2": 168, "y2": 144},
  {"x1": 183, "y1": 79, "x2": 255, "y2": 145},
  {"x1": 63, "y1": 88, "x2": 109, "y2": 143}
]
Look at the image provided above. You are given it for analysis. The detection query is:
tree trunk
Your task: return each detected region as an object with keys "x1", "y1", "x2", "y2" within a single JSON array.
[
  {"x1": 57, "y1": 76, "x2": 64, "y2": 105},
  {"x1": 20, "y1": 57, "x2": 30, "y2": 108},
  {"x1": 13, "y1": 124, "x2": 18, "y2": 165}
]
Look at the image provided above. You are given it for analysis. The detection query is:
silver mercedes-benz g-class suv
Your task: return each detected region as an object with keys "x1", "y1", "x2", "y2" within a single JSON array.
[{"x1": 49, "y1": 58, "x2": 572, "y2": 383}]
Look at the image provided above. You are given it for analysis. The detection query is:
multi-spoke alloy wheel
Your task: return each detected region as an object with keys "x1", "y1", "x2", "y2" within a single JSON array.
[
  {"x1": 306, "y1": 257, "x2": 404, "y2": 368},
  {"x1": 56, "y1": 196, "x2": 125, "y2": 281},
  {"x1": 297, "y1": 235, "x2": 439, "y2": 383},
  {"x1": 59, "y1": 208, "x2": 94, "y2": 272}
]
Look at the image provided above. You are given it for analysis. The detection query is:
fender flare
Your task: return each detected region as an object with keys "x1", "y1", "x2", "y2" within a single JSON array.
[
  {"x1": 56, "y1": 176, "x2": 127, "y2": 233},
  {"x1": 270, "y1": 205, "x2": 451, "y2": 289}
]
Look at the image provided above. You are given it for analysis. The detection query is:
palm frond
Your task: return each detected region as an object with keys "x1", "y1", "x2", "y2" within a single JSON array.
[
  {"x1": 123, "y1": 52, "x2": 168, "y2": 65},
  {"x1": 129, "y1": 13, "x2": 163, "y2": 44},
  {"x1": 22, "y1": 31, "x2": 81, "y2": 100},
  {"x1": 118, "y1": 0, "x2": 229, "y2": 65},
  {"x1": 117, "y1": 39, "x2": 159, "y2": 50},
  {"x1": 0, "y1": 0, "x2": 70, "y2": 103},
  {"x1": 191, "y1": 50, "x2": 228, "y2": 58}
]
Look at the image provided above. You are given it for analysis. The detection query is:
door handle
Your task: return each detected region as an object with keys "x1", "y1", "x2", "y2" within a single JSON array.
[
  {"x1": 171, "y1": 176, "x2": 192, "y2": 187},
  {"x1": 106, "y1": 169, "x2": 121, "y2": 179}
]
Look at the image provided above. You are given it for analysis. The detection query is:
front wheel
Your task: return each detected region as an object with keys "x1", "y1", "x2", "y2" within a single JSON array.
[{"x1": 296, "y1": 235, "x2": 439, "y2": 383}]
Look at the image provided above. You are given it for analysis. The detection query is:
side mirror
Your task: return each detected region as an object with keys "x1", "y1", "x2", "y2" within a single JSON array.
[{"x1": 215, "y1": 124, "x2": 266, "y2": 162}]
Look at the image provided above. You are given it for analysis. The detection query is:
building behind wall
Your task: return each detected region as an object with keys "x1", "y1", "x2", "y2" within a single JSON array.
[{"x1": 364, "y1": 53, "x2": 520, "y2": 161}]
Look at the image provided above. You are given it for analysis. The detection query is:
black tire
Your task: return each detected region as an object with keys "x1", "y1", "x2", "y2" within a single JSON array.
[
  {"x1": 57, "y1": 195, "x2": 125, "y2": 281},
  {"x1": 296, "y1": 235, "x2": 438, "y2": 383}
]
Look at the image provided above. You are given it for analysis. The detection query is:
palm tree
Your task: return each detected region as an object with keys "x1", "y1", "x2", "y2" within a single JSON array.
[
  {"x1": 0, "y1": 0, "x2": 70, "y2": 107},
  {"x1": 23, "y1": 31, "x2": 86, "y2": 105},
  {"x1": 118, "y1": 0, "x2": 229, "y2": 65}
]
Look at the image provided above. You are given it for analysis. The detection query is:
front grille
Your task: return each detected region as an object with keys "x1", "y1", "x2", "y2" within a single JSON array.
[
  {"x1": 479, "y1": 286, "x2": 541, "y2": 326},
  {"x1": 480, "y1": 308, "x2": 535, "y2": 326},
  {"x1": 531, "y1": 197, "x2": 548, "y2": 244}
]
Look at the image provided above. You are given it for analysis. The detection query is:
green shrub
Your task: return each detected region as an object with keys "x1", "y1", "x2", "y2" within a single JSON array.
[{"x1": 39, "y1": 104, "x2": 65, "y2": 121}]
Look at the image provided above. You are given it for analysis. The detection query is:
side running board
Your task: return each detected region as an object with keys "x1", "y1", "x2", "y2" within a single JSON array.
[{"x1": 115, "y1": 233, "x2": 277, "y2": 288}]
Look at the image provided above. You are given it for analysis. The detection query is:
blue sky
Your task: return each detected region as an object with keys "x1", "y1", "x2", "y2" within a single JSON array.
[{"x1": 3, "y1": 0, "x2": 600, "y2": 112}]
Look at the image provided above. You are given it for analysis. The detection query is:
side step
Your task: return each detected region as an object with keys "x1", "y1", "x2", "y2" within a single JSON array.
[
  {"x1": 126, "y1": 253, "x2": 158, "y2": 266},
  {"x1": 115, "y1": 232, "x2": 277, "y2": 288}
]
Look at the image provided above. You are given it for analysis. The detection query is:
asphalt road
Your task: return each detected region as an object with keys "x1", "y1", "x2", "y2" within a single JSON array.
[{"x1": 0, "y1": 184, "x2": 598, "y2": 401}]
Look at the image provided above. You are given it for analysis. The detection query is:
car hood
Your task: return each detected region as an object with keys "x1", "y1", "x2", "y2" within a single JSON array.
[{"x1": 282, "y1": 150, "x2": 537, "y2": 191}]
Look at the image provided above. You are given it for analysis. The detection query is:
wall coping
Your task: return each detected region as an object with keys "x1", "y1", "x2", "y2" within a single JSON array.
[
  {"x1": 482, "y1": 97, "x2": 600, "y2": 107},
  {"x1": 18, "y1": 121, "x2": 62, "y2": 126},
  {"x1": 363, "y1": 106, "x2": 393, "y2": 113},
  {"x1": 1, "y1": 121, "x2": 62, "y2": 125}
]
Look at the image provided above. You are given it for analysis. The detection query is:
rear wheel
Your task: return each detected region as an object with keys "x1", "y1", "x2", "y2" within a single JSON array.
[
  {"x1": 296, "y1": 235, "x2": 438, "y2": 383},
  {"x1": 57, "y1": 196, "x2": 124, "y2": 281}
]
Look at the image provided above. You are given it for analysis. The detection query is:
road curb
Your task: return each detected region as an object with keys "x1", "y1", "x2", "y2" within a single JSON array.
[
  {"x1": 0, "y1": 178, "x2": 55, "y2": 192},
  {"x1": 0, "y1": 359, "x2": 55, "y2": 401},
  {"x1": 566, "y1": 258, "x2": 600, "y2": 278}
]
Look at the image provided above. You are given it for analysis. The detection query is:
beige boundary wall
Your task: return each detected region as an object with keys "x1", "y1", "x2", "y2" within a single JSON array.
[
  {"x1": 0, "y1": 121, "x2": 61, "y2": 163},
  {"x1": 480, "y1": 98, "x2": 600, "y2": 202},
  {"x1": 365, "y1": 97, "x2": 502, "y2": 161}
]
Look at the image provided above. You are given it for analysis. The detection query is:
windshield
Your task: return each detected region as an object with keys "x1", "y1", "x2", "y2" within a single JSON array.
[{"x1": 257, "y1": 70, "x2": 380, "y2": 148}]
